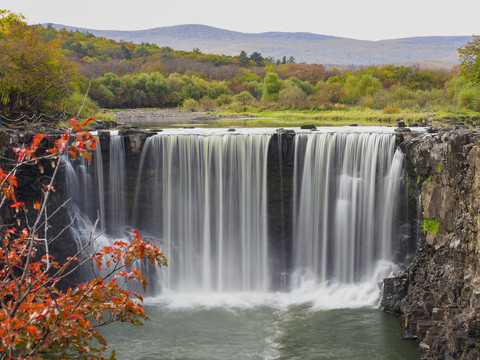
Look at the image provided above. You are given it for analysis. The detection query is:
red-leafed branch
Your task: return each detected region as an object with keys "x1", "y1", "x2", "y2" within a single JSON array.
[{"x1": 0, "y1": 118, "x2": 167, "y2": 359}]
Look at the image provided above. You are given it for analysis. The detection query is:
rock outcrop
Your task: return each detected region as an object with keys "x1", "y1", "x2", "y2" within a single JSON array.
[{"x1": 384, "y1": 126, "x2": 480, "y2": 359}]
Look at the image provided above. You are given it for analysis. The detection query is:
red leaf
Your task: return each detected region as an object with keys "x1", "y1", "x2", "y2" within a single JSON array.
[
  {"x1": 79, "y1": 152, "x2": 91, "y2": 163},
  {"x1": 82, "y1": 117, "x2": 95, "y2": 127},
  {"x1": 10, "y1": 202, "x2": 25, "y2": 208},
  {"x1": 133, "y1": 291, "x2": 144, "y2": 302},
  {"x1": 69, "y1": 118, "x2": 80, "y2": 131},
  {"x1": 68, "y1": 150, "x2": 78, "y2": 160}
]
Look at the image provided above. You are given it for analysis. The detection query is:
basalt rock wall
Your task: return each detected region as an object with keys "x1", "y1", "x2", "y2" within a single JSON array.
[
  {"x1": 0, "y1": 128, "x2": 82, "y2": 288},
  {"x1": 384, "y1": 127, "x2": 480, "y2": 359}
]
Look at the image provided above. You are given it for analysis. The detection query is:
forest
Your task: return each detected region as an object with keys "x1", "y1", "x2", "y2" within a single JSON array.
[{"x1": 1, "y1": 9, "x2": 480, "y2": 122}]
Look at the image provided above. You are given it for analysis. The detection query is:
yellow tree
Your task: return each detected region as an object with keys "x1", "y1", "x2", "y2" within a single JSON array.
[{"x1": 0, "y1": 10, "x2": 80, "y2": 115}]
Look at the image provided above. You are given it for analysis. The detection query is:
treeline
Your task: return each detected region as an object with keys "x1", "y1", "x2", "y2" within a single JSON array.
[
  {"x1": 89, "y1": 62, "x2": 327, "y2": 108},
  {"x1": 88, "y1": 64, "x2": 477, "y2": 115},
  {"x1": 0, "y1": 10, "x2": 298, "y2": 117},
  {"x1": 1, "y1": 8, "x2": 480, "y2": 118},
  {"x1": 36, "y1": 25, "x2": 480, "y2": 115},
  {"x1": 42, "y1": 24, "x2": 295, "y2": 79}
]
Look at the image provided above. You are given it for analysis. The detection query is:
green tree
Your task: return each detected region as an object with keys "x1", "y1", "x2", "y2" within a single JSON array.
[
  {"x1": 238, "y1": 50, "x2": 249, "y2": 67},
  {"x1": 344, "y1": 74, "x2": 382, "y2": 103},
  {"x1": 121, "y1": 43, "x2": 132, "y2": 60},
  {"x1": 249, "y1": 52, "x2": 264, "y2": 66},
  {"x1": 459, "y1": 35, "x2": 480, "y2": 85},
  {"x1": 262, "y1": 71, "x2": 283, "y2": 101}
]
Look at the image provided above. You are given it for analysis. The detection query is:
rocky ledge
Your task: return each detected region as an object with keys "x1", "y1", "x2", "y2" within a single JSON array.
[{"x1": 384, "y1": 126, "x2": 480, "y2": 359}]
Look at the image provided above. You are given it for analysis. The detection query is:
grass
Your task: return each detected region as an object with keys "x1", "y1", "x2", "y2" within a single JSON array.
[
  {"x1": 94, "y1": 110, "x2": 117, "y2": 121},
  {"x1": 214, "y1": 117, "x2": 390, "y2": 127},
  {"x1": 92, "y1": 106, "x2": 480, "y2": 128},
  {"x1": 423, "y1": 218, "x2": 440, "y2": 235},
  {"x1": 215, "y1": 107, "x2": 480, "y2": 127}
]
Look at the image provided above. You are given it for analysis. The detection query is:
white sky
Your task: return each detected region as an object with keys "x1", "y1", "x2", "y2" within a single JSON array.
[{"x1": 2, "y1": 0, "x2": 479, "y2": 41}]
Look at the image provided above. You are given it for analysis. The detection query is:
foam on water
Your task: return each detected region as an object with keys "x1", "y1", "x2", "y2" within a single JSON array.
[{"x1": 143, "y1": 260, "x2": 397, "y2": 311}]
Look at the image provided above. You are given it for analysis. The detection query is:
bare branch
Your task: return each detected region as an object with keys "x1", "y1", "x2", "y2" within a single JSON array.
[{"x1": 76, "y1": 81, "x2": 92, "y2": 120}]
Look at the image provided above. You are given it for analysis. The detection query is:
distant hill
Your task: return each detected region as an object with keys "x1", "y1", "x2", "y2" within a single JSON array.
[{"x1": 46, "y1": 24, "x2": 472, "y2": 66}]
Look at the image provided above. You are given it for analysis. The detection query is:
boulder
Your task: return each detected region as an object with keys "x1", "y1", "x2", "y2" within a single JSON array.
[{"x1": 300, "y1": 124, "x2": 316, "y2": 130}]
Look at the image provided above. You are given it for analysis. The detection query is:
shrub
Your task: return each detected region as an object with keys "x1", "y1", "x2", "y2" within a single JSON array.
[
  {"x1": 182, "y1": 98, "x2": 199, "y2": 112},
  {"x1": 285, "y1": 77, "x2": 315, "y2": 96},
  {"x1": 414, "y1": 89, "x2": 447, "y2": 109},
  {"x1": 233, "y1": 91, "x2": 255, "y2": 105},
  {"x1": 393, "y1": 85, "x2": 416, "y2": 101},
  {"x1": 278, "y1": 86, "x2": 308, "y2": 108},
  {"x1": 458, "y1": 85, "x2": 480, "y2": 110},
  {"x1": 445, "y1": 76, "x2": 467, "y2": 101},
  {"x1": 63, "y1": 91, "x2": 99, "y2": 119},
  {"x1": 383, "y1": 105, "x2": 401, "y2": 114},
  {"x1": 227, "y1": 102, "x2": 246, "y2": 113},
  {"x1": 395, "y1": 99, "x2": 419, "y2": 110},
  {"x1": 360, "y1": 95, "x2": 375, "y2": 109},
  {"x1": 473, "y1": 92, "x2": 480, "y2": 111},
  {"x1": 216, "y1": 94, "x2": 233, "y2": 106},
  {"x1": 423, "y1": 218, "x2": 440, "y2": 235},
  {"x1": 371, "y1": 89, "x2": 393, "y2": 109},
  {"x1": 199, "y1": 96, "x2": 216, "y2": 111},
  {"x1": 312, "y1": 82, "x2": 346, "y2": 105}
]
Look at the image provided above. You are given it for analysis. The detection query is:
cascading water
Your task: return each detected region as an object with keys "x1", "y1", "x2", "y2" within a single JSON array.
[
  {"x1": 64, "y1": 135, "x2": 106, "y2": 250},
  {"x1": 65, "y1": 128, "x2": 413, "y2": 304},
  {"x1": 62, "y1": 127, "x2": 419, "y2": 359},
  {"x1": 133, "y1": 134, "x2": 271, "y2": 292},
  {"x1": 292, "y1": 132, "x2": 405, "y2": 289},
  {"x1": 107, "y1": 135, "x2": 127, "y2": 237}
]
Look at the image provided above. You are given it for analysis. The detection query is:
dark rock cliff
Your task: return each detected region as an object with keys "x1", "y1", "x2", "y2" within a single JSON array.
[
  {"x1": 0, "y1": 128, "x2": 81, "y2": 288},
  {"x1": 384, "y1": 126, "x2": 480, "y2": 359}
]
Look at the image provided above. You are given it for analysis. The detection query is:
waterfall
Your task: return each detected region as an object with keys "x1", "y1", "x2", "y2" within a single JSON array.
[
  {"x1": 134, "y1": 134, "x2": 271, "y2": 292},
  {"x1": 292, "y1": 133, "x2": 403, "y2": 287},
  {"x1": 64, "y1": 129, "x2": 412, "y2": 302},
  {"x1": 64, "y1": 136, "x2": 106, "y2": 238},
  {"x1": 108, "y1": 135, "x2": 127, "y2": 237}
]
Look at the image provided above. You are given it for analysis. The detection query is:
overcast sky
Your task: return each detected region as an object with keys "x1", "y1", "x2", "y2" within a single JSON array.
[{"x1": 2, "y1": 0, "x2": 479, "y2": 41}]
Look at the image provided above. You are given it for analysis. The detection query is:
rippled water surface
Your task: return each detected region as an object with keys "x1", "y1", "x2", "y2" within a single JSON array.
[{"x1": 101, "y1": 293, "x2": 419, "y2": 360}]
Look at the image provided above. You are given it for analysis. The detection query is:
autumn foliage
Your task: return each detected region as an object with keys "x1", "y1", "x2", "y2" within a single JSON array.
[{"x1": 0, "y1": 118, "x2": 167, "y2": 359}]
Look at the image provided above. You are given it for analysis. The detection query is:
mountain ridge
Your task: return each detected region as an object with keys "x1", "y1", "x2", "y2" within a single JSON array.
[{"x1": 45, "y1": 23, "x2": 472, "y2": 65}]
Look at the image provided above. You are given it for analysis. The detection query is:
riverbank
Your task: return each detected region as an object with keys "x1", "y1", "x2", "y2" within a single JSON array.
[
  {"x1": 114, "y1": 108, "x2": 219, "y2": 124},
  {"x1": 100, "y1": 107, "x2": 480, "y2": 128}
]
